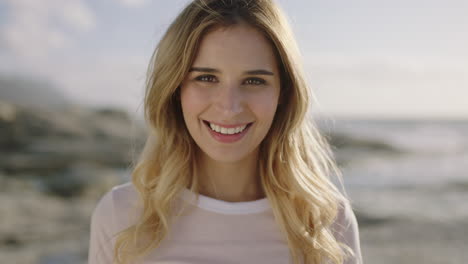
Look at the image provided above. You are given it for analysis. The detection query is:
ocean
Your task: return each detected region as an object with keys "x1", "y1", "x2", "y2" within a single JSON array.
[
  {"x1": 318, "y1": 118, "x2": 468, "y2": 188},
  {"x1": 317, "y1": 118, "x2": 468, "y2": 263}
]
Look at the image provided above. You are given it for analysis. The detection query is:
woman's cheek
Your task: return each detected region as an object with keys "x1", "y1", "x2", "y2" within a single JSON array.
[
  {"x1": 249, "y1": 89, "x2": 279, "y2": 112},
  {"x1": 182, "y1": 85, "x2": 208, "y2": 109}
]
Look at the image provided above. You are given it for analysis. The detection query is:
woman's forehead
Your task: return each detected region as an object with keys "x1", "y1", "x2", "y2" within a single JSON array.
[{"x1": 192, "y1": 24, "x2": 278, "y2": 72}]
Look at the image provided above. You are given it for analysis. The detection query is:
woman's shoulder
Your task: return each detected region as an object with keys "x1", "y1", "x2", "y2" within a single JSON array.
[
  {"x1": 330, "y1": 198, "x2": 359, "y2": 238},
  {"x1": 330, "y1": 198, "x2": 363, "y2": 263},
  {"x1": 334, "y1": 199, "x2": 359, "y2": 230},
  {"x1": 93, "y1": 181, "x2": 139, "y2": 213},
  {"x1": 91, "y1": 182, "x2": 141, "y2": 234}
]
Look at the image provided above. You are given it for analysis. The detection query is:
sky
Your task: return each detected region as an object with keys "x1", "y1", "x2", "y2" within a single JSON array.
[{"x1": 0, "y1": 0, "x2": 467, "y2": 119}]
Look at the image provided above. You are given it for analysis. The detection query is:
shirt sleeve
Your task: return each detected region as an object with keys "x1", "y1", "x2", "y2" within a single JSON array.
[
  {"x1": 88, "y1": 189, "x2": 116, "y2": 264},
  {"x1": 331, "y1": 200, "x2": 363, "y2": 264}
]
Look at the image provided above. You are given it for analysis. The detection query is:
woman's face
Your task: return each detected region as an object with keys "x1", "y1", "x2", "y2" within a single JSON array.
[{"x1": 180, "y1": 23, "x2": 281, "y2": 163}]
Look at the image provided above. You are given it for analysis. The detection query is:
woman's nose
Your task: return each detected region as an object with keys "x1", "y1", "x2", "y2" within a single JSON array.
[{"x1": 213, "y1": 84, "x2": 244, "y2": 117}]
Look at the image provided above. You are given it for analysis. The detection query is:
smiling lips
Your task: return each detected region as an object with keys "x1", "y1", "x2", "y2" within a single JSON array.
[{"x1": 203, "y1": 120, "x2": 253, "y2": 143}]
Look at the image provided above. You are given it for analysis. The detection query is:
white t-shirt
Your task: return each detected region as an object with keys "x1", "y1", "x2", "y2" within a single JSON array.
[{"x1": 88, "y1": 182, "x2": 363, "y2": 264}]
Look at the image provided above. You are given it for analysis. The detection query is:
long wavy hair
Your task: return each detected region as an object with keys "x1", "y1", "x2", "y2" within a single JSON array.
[{"x1": 114, "y1": 0, "x2": 355, "y2": 263}]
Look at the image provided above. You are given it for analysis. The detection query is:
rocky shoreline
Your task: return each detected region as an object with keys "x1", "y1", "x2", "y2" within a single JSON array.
[{"x1": 1, "y1": 101, "x2": 466, "y2": 263}]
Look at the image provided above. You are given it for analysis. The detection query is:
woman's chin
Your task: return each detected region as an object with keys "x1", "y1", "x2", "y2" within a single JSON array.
[{"x1": 200, "y1": 147, "x2": 258, "y2": 164}]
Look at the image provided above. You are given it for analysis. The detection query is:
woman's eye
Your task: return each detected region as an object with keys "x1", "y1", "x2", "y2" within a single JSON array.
[
  {"x1": 244, "y1": 78, "x2": 266, "y2": 85},
  {"x1": 195, "y1": 75, "x2": 217, "y2": 82}
]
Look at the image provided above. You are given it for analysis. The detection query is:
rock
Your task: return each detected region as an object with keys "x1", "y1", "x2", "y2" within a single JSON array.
[
  {"x1": 39, "y1": 251, "x2": 82, "y2": 264},
  {"x1": 354, "y1": 209, "x2": 396, "y2": 227},
  {"x1": 38, "y1": 162, "x2": 124, "y2": 198},
  {"x1": 0, "y1": 74, "x2": 69, "y2": 108},
  {"x1": 2, "y1": 234, "x2": 22, "y2": 248},
  {"x1": 0, "y1": 101, "x2": 22, "y2": 149},
  {"x1": 0, "y1": 101, "x2": 16, "y2": 122},
  {"x1": 442, "y1": 180, "x2": 468, "y2": 192},
  {"x1": 328, "y1": 132, "x2": 401, "y2": 153},
  {"x1": 0, "y1": 103, "x2": 145, "y2": 174},
  {"x1": 0, "y1": 152, "x2": 73, "y2": 174}
]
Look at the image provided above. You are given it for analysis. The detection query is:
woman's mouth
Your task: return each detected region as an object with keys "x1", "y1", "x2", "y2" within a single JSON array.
[{"x1": 202, "y1": 120, "x2": 253, "y2": 143}]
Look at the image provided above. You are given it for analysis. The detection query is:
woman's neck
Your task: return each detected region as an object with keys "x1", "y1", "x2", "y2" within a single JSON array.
[{"x1": 195, "y1": 148, "x2": 265, "y2": 202}]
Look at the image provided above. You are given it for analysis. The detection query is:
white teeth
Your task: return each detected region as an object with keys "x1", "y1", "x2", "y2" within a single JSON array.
[{"x1": 208, "y1": 122, "x2": 248, "y2": 135}]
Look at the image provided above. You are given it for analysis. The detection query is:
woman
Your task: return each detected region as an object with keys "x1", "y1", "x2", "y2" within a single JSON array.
[{"x1": 89, "y1": 0, "x2": 363, "y2": 263}]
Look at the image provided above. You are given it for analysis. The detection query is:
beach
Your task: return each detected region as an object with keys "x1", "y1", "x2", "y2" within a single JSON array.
[{"x1": 1, "y1": 102, "x2": 467, "y2": 263}]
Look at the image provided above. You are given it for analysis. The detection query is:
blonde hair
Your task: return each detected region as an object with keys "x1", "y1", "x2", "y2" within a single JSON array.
[{"x1": 114, "y1": 0, "x2": 355, "y2": 263}]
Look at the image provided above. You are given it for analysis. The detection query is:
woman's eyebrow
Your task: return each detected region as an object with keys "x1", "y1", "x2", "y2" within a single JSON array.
[
  {"x1": 244, "y1": 69, "x2": 274, "y2": 76},
  {"x1": 189, "y1": 67, "x2": 274, "y2": 76},
  {"x1": 189, "y1": 67, "x2": 219, "y2": 73}
]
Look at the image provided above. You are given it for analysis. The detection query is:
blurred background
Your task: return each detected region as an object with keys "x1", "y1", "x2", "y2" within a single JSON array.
[{"x1": 0, "y1": 0, "x2": 467, "y2": 263}]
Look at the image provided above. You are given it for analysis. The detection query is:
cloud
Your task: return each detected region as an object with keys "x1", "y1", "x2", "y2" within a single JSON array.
[
  {"x1": 0, "y1": 0, "x2": 147, "y2": 117},
  {"x1": 116, "y1": 0, "x2": 150, "y2": 8},
  {"x1": 59, "y1": 0, "x2": 96, "y2": 31},
  {"x1": 304, "y1": 54, "x2": 468, "y2": 118},
  {"x1": 1, "y1": 0, "x2": 96, "y2": 58}
]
